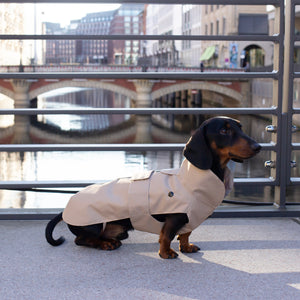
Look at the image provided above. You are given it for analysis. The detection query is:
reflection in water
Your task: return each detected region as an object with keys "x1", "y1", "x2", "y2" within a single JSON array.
[
  {"x1": 0, "y1": 95, "x2": 14, "y2": 128},
  {"x1": 1, "y1": 87, "x2": 300, "y2": 208},
  {"x1": 37, "y1": 87, "x2": 131, "y2": 132}
]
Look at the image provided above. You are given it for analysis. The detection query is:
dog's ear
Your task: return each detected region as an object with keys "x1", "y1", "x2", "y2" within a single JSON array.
[{"x1": 183, "y1": 126, "x2": 212, "y2": 169}]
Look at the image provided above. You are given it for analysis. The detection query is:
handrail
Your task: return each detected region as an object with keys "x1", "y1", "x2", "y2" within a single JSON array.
[
  {"x1": 0, "y1": 177, "x2": 276, "y2": 190},
  {"x1": 0, "y1": 108, "x2": 278, "y2": 115},
  {"x1": 0, "y1": 34, "x2": 281, "y2": 42},
  {"x1": 1, "y1": 0, "x2": 282, "y2": 5},
  {"x1": 0, "y1": 143, "x2": 275, "y2": 152},
  {"x1": 0, "y1": 71, "x2": 279, "y2": 80}
]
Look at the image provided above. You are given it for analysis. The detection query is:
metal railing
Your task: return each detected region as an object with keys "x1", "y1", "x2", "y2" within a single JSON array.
[{"x1": 0, "y1": 0, "x2": 299, "y2": 219}]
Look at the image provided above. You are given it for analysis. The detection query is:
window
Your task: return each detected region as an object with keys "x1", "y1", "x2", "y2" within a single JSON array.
[
  {"x1": 210, "y1": 22, "x2": 213, "y2": 35},
  {"x1": 222, "y1": 18, "x2": 226, "y2": 35}
]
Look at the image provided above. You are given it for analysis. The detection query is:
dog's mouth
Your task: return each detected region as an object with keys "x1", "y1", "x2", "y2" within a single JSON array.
[
  {"x1": 229, "y1": 143, "x2": 261, "y2": 162},
  {"x1": 229, "y1": 152, "x2": 253, "y2": 162},
  {"x1": 231, "y1": 157, "x2": 244, "y2": 163}
]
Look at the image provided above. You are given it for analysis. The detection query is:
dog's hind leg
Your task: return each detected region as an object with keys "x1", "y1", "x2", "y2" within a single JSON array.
[
  {"x1": 75, "y1": 236, "x2": 122, "y2": 250},
  {"x1": 177, "y1": 232, "x2": 200, "y2": 253},
  {"x1": 101, "y1": 222, "x2": 130, "y2": 240},
  {"x1": 68, "y1": 223, "x2": 122, "y2": 250}
]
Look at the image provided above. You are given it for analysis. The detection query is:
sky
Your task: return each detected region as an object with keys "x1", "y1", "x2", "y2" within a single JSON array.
[{"x1": 37, "y1": 3, "x2": 121, "y2": 27}]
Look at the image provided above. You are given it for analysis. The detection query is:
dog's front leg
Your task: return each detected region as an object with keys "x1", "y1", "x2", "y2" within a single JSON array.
[
  {"x1": 158, "y1": 213, "x2": 188, "y2": 259},
  {"x1": 177, "y1": 232, "x2": 200, "y2": 253}
]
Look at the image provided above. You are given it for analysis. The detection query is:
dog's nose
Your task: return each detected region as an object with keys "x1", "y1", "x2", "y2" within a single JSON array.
[{"x1": 252, "y1": 143, "x2": 262, "y2": 153}]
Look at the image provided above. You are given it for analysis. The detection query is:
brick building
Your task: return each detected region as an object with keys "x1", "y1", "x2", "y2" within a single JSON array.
[
  {"x1": 76, "y1": 10, "x2": 115, "y2": 64},
  {"x1": 108, "y1": 4, "x2": 144, "y2": 64},
  {"x1": 44, "y1": 22, "x2": 77, "y2": 64}
]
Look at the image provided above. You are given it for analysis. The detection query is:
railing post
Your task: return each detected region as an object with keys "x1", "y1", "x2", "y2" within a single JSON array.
[{"x1": 276, "y1": 0, "x2": 294, "y2": 208}]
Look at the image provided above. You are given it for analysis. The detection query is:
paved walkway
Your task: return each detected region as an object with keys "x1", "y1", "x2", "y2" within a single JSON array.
[{"x1": 1, "y1": 218, "x2": 300, "y2": 299}]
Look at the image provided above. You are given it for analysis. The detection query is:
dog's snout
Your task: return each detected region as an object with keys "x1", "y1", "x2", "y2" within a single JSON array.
[{"x1": 251, "y1": 142, "x2": 261, "y2": 153}]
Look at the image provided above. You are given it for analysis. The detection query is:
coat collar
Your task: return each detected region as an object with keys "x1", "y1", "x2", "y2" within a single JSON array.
[{"x1": 178, "y1": 159, "x2": 225, "y2": 195}]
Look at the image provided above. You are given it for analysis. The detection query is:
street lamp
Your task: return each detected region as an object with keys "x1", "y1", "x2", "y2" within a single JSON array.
[{"x1": 19, "y1": 40, "x2": 24, "y2": 72}]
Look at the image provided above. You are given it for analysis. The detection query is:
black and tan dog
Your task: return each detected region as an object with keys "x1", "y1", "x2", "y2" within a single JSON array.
[{"x1": 46, "y1": 116, "x2": 261, "y2": 259}]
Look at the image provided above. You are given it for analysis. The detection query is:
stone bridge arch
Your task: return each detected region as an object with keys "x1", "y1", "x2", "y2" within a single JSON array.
[
  {"x1": 0, "y1": 86, "x2": 15, "y2": 100},
  {"x1": 28, "y1": 80, "x2": 137, "y2": 100},
  {"x1": 152, "y1": 81, "x2": 243, "y2": 104}
]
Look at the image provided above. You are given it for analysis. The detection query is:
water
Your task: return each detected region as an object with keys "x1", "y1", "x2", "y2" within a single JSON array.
[
  {"x1": 0, "y1": 86, "x2": 299, "y2": 208},
  {"x1": 37, "y1": 87, "x2": 131, "y2": 132}
]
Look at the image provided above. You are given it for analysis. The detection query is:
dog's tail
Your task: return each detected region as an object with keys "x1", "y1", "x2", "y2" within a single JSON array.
[{"x1": 45, "y1": 212, "x2": 65, "y2": 246}]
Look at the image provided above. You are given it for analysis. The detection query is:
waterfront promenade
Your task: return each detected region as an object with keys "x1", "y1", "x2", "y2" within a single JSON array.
[{"x1": 1, "y1": 217, "x2": 300, "y2": 299}]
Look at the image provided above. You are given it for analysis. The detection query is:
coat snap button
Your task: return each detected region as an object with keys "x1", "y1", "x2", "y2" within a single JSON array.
[{"x1": 168, "y1": 191, "x2": 174, "y2": 197}]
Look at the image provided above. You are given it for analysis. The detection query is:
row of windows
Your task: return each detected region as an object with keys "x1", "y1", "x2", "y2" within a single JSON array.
[
  {"x1": 124, "y1": 22, "x2": 140, "y2": 28},
  {"x1": 125, "y1": 46, "x2": 139, "y2": 53},
  {"x1": 125, "y1": 41, "x2": 139, "y2": 47},
  {"x1": 124, "y1": 16, "x2": 139, "y2": 22},
  {"x1": 84, "y1": 49, "x2": 108, "y2": 55},
  {"x1": 124, "y1": 28, "x2": 140, "y2": 34},
  {"x1": 118, "y1": 10, "x2": 142, "y2": 17},
  {"x1": 82, "y1": 16, "x2": 113, "y2": 23},
  {"x1": 205, "y1": 18, "x2": 226, "y2": 35},
  {"x1": 205, "y1": 4, "x2": 223, "y2": 14},
  {"x1": 79, "y1": 22, "x2": 111, "y2": 29},
  {"x1": 182, "y1": 30, "x2": 191, "y2": 50},
  {"x1": 77, "y1": 29, "x2": 110, "y2": 35}
]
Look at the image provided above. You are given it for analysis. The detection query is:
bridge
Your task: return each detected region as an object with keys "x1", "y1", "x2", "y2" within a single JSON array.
[{"x1": 0, "y1": 65, "x2": 249, "y2": 143}]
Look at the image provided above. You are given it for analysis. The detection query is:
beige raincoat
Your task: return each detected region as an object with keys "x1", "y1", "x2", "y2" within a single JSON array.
[{"x1": 63, "y1": 159, "x2": 225, "y2": 235}]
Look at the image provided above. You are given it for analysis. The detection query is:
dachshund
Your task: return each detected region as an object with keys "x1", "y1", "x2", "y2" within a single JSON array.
[{"x1": 45, "y1": 116, "x2": 261, "y2": 259}]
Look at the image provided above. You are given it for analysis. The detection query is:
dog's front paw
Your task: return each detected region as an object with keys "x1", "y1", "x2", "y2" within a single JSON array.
[
  {"x1": 159, "y1": 248, "x2": 179, "y2": 259},
  {"x1": 179, "y1": 243, "x2": 200, "y2": 253}
]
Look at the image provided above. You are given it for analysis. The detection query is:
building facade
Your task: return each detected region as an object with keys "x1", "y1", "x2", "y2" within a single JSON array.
[
  {"x1": 76, "y1": 11, "x2": 115, "y2": 64},
  {"x1": 201, "y1": 5, "x2": 273, "y2": 69},
  {"x1": 0, "y1": 3, "x2": 24, "y2": 65},
  {"x1": 108, "y1": 4, "x2": 144, "y2": 65},
  {"x1": 181, "y1": 5, "x2": 202, "y2": 67},
  {"x1": 146, "y1": 4, "x2": 182, "y2": 67}
]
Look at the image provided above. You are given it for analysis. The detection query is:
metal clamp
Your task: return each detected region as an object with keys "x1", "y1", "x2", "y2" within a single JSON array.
[
  {"x1": 266, "y1": 125, "x2": 298, "y2": 134},
  {"x1": 292, "y1": 125, "x2": 298, "y2": 133},
  {"x1": 265, "y1": 160, "x2": 276, "y2": 168},
  {"x1": 265, "y1": 125, "x2": 277, "y2": 133}
]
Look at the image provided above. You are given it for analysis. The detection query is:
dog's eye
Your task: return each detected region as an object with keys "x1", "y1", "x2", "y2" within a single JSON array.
[
  {"x1": 220, "y1": 128, "x2": 228, "y2": 135},
  {"x1": 220, "y1": 128, "x2": 232, "y2": 136}
]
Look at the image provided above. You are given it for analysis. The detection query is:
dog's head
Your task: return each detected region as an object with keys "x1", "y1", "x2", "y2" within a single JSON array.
[{"x1": 183, "y1": 116, "x2": 261, "y2": 170}]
